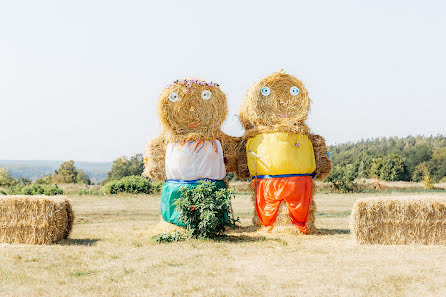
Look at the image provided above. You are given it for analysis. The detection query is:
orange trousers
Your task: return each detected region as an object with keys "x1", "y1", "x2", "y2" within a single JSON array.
[{"x1": 254, "y1": 176, "x2": 313, "y2": 230}]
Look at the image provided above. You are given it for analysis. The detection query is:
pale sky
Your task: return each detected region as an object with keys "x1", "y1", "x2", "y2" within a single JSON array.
[{"x1": 1, "y1": 0, "x2": 445, "y2": 161}]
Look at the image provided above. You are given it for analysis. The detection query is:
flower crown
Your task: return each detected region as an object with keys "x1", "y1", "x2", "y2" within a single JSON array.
[{"x1": 165, "y1": 79, "x2": 220, "y2": 89}]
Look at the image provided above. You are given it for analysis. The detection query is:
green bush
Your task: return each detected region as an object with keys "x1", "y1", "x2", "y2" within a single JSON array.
[
  {"x1": 326, "y1": 164, "x2": 358, "y2": 193},
  {"x1": 0, "y1": 168, "x2": 17, "y2": 187},
  {"x1": 103, "y1": 175, "x2": 152, "y2": 194},
  {"x1": 76, "y1": 188, "x2": 102, "y2": 196},
  {"x1": 6, "y1": 184, "x2": 63, "y2": 195},
  {"x1": 151, "y1": 180, "x2": 164, "y2": 194},
  {"x1": 153, "y1": 231, "x2": 186, "y2": 243},
  {"x1": 103, "y1": 154, "x2": 144, "y2": 184},
  {"x1": 174, "y1": 181, "x2": 239, "y2": 239},
  {"x1": 35, "y1": 175, "x2": 52, "y2": 185}
]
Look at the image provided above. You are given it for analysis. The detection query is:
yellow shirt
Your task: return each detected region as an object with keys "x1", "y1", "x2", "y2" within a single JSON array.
[{"x1": 246, "y1": 132, "x2": 316, "y2": 176}]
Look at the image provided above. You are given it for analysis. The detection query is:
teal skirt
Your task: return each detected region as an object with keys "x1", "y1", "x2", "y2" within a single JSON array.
[{"x1": 160, "y1": 180, "x2": 227, "y2": 226}]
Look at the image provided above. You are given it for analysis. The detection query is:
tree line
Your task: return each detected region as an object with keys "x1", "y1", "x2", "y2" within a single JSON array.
[
  {"x1": 328, "y1": 135, "x2": 446, "y2": 183},
  {"x1": 2, "y1": 136, "x2": 445, "y2": 192}
]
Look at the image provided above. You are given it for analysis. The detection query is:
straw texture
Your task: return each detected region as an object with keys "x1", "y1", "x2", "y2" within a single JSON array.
[
  {"x1": 237, "y1": 71, "x2": 332, "y2": 233},
  {"x1": 143, "y1": 79, "x2": 238, "y2": 180},
  {"x1": 351, "y1": 196, "x2": 446, "y2": 245},
  {"x1": 0, "y1": 195, "x2": 74, "y2": 244}
]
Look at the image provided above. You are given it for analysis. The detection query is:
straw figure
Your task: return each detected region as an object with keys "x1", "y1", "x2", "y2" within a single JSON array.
[
  {"x1": 143, "y1": 79, "x2": 238, "y2": 227},
  {"x1": 236, "y1": 70, "x2": 332, "y2": 234}
]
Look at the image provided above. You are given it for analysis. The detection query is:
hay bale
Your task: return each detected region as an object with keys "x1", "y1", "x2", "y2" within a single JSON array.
[
  {"x1": 351, "y1": 196, "x2": 446, "y2": 245},
  {"x1": 0, "y1": 195, "x2": 74, "y2": 244}
]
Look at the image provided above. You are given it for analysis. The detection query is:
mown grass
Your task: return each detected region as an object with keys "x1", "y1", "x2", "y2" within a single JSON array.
[{"x1": 0, "y1": 192, "x2": 445, "y2": 297}]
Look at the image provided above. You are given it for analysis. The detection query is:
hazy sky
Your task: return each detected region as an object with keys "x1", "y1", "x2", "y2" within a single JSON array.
[{"x1": 1, "y1": 0, "x2": 445, "y2": 161}]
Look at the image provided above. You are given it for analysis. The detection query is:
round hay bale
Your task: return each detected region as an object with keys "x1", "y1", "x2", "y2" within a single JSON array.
[
  {"x1": 0, "y1": 195, "x2": 74, "y2": 244},
  {"x1": 351, "y1": 195, "x2": 446, "y2": 245}
]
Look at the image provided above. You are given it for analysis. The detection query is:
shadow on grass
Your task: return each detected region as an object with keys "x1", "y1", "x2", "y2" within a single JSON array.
[
  {"x1": 57, "y1": 238, "x2": 100, "y2": 246},
  {"x1": 318, "y1": 228, "x2": 350, "y2": 235},
  {"x1": 219, "y1": 225, "x2": 288, "y2": 244}
]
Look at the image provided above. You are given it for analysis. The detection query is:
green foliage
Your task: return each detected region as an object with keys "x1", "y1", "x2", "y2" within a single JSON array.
[
  {"x1": 76, "y1": 169, "x2": 92, "y2": 185},
  {"x1": 429, "y1": 147, "x2": 446, "y2": 182},
  {"x1": 0, "y1": 168, "x2": 17, "y2": 187},
  {"x1": 103, "y1": 175, "x2": 152, "y2": 194},
  {"x1": 379, "y1": 155, "x2": 407, "y2": 181},
  {"x1": 174, "y1": 181, "x2": 239, "y2": 239},
  {"x1": 51, "y1": 160, "x2": 93, "y2": 185},
  {"x1": 17, "y1": 176, "x2": 32, "y2": 185},
  {"x1": 412, "y1": 162, "x2": 429, "y2": 182},
  {"x1": 153, "y1": 231, "x2": 186, "y2": 243},
  {"x1": 35, "y1": 175, "x2": 53, "y2": 185},
  {"x1": 6, "y1": 184, "x2": 63, "y2": 195},
  {"x1": 52, "y1": 160, "x2": 78, "y2": 183},
  {"x1": 103, "y1": 154, "x2": 144, "y2": 184},
  {"x1": 151, "y1": 180, "x2": 164, "y2": 194},
  {"x1": 369, "y1": 158, "x2": 383, "y2": 178},
  {"x1": 76, "y1": 188, "x2": 102, "y2": 196},
  {"x1": 329, "y1": 136, "x2": 446, "y2": 182},
  {"x1": 326, "y1": 165, "x2": 358, "y2": 193},
  {"x1": 423, "y1": 173, "x2": 434, "y2": 189}
]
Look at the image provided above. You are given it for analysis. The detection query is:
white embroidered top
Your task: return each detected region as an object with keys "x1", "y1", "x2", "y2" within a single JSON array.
[{"x1": 165, "y1": 140, "x2": 226, "y2": 181}]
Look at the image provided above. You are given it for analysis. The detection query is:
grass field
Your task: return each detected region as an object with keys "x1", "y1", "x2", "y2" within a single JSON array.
[{"x1": 1, "y1": 192, "x2": 445, "y2": 297}]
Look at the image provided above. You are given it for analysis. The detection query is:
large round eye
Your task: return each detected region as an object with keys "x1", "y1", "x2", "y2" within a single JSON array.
[
  {"x1": 201, "y1": 90, "x2": 212, "y2": 100},
  {"x1": 290, "y1": 86, "x2": 300, "y2": 96},
  {"x1": 168, "y1": 92, "x2": 179, "y2": 102},
  {"x1": 260, "y1": 86, "x2": 271, "y2": 96}
]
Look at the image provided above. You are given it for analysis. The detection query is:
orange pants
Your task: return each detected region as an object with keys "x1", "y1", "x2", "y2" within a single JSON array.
[{"x1": 254, "y1": 176, "x2": 313, "y2": 229}]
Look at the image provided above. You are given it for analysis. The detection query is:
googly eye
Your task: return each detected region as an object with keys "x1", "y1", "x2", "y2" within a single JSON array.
[
  {"x1": 290, "y1": 86, "x2": 300, "y2": 96},
  {"x1": 201, "y1": 90, "x2": 212, "y2": 100},
  {"x1": 168, "y1": 92, "x2": 179, "y2": 102},
  {"x1": 260, "y1": 86, "x2": 271, "y2": 96}
]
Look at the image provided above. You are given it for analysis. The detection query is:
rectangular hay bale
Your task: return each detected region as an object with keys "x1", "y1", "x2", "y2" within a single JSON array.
[
  {"x1": 0, "y1": 195, "x2": 74, "y2": 244},
  {"x1": 351, "y1": 196, "x2": 446, "y2": 245}
]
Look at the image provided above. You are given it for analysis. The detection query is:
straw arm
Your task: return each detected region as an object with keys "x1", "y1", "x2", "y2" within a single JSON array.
[
  {"x1": 309, "y1": 133, "x2": 332, "y2": 180},
  {"x1": 235, "y1": 137, "x2": 250, "y2": 179},
  {"x1": 219, "y1": 133, "x2": 240, "y2": 173},
  {"x1": 142, "y1": 135, "x2": 167, "y2": 181}
]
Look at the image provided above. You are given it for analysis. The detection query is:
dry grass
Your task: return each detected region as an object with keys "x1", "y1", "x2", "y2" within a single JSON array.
[
  {"x1": 0, "y1": 195, "x2": 73, "y2": 244},
  {"x1": 351, "y1": 195, "x2": 446, "y2": 245},
  {"x1": 1, "y1": 192, "x2": 445, "y2": 296}
]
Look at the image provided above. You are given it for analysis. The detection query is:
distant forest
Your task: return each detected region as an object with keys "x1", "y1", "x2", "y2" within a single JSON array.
[
  {"x1": 0, "y1": 160, "x2": 112, "y2": 183},
  {"x1": 328, "y1": 135, "x2": 446, "y2": 182}
]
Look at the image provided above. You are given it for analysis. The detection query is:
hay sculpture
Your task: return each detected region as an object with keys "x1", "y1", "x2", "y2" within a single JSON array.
[
  {"x1": 0, "y1": 195, "x2": 74, "y2": 244},
  {"x1": 236, "y1": 70, "x2": 332, "y2": 234},
  {"x1": 143, "y1": 79, "x2": 238, "y2": 228},
  {"x1": 351, "y1": 196, "x2": 446, "y2": 245}
]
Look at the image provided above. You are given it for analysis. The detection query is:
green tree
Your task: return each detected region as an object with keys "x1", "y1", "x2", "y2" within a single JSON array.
[
  {"x1": 103, "y1": 154, "x2": 144, "y2": 184},
  {"x1": 379, "y1": 155, "x2": 407, "y2": 181},
  {"x1": 402, "y1": 144, "x2": 433, "y2": 176},
  {"x1": 52, "y1": 160, "x2": 78, "y2": 183},
  {"x1": 0, "y1": 168, "x2": 17, "y2": 187},
  {"x1": 429, "y1": 147, "x2": 446, "y2": 182},
  {"x1": 326, "y1": 164, "x2": 358, "y2": 193},
  {"x1": 369, "y1": 158, "x2": 384, "y2": 178},
  {"x1": 17, "y1": 176, "x2": 32, "y2": 185},
  {"x1": 412, "y1": 162, "x2": 429, "y2": 182},
  {"x1": 35, "y1": 175, "x2": 52, "y2": 185},
  {"x1": 76, "y1": 169, "x2": 92, "y2": 185}
]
